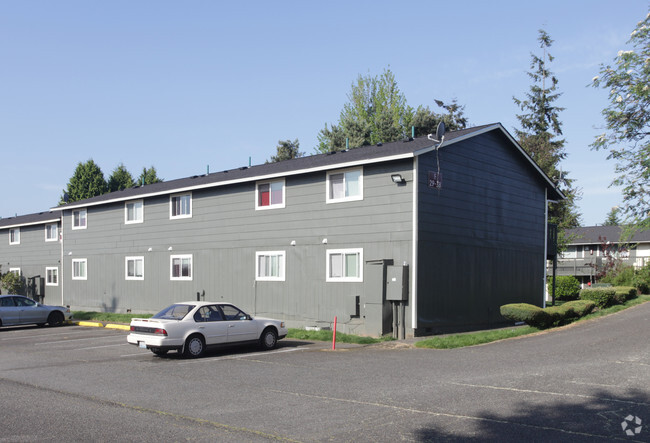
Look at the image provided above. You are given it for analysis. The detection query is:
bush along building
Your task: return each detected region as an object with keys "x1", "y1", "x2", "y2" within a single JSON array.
[{"x1": 0, "y1": 123, "x2": 563, "y2": 337}]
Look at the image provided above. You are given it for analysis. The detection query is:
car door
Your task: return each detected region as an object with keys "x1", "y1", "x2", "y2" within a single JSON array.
[
  {"x1": 220, "y1": 305, "x2": 259, "y2": 343},
  {"x1": 193, "y1": 306, "x2": 228, "y2": 345},
  {"x1": 0, "y1": 296, "x2": 20, "y2": 325},
  {"x1": 15, "y1": 297, "x2": 48, "y2": 324}
]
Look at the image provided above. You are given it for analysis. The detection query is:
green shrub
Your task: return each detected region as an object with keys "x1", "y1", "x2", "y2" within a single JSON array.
[
  {"x1": 580, "y1": 287, "x2": 615, "y2": 308},
  {"x1": 543, "y1": 306, "x2": 565, "y2": 328},
  {"x1": 633, "y1": 263, "x2": 650, "y2": 294},
  {"x1": 550, "y1": 275, "x2": 581, "y2": 300},
  {"x1": 614, "y1": 286, "x2": 637, "y2": 302},
  {"x1": 500, "y1": 303, "x2": 545, "y2": 325},
  {"x1": 561, "y1": 300, "x2": 595, "y2": 317},
  {"x1": 633, "y1": 276, "x2": 650, "y2": 295}
]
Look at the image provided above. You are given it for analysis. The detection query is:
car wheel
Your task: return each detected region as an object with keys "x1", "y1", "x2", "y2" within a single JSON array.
[
  {"x1": 151, "y1": 348, "x2": 168, "y2": 356},
  {"x1": 47, "y1": 311, "x2": 64, "y2": 327},
  {"x1": 183, "y1": 335, "x2": 205, "y2": 358},
  {"x1": 260, "y1": 327, "x2": 278, "y2": 350}
]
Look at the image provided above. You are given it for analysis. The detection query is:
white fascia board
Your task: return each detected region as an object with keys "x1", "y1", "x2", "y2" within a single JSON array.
[
  {"x1": 0, "y1": 218, "x2": 60, "y2": 230},
  {"x1": 51, "y1": 152, "x2": 416, "y2": 211}
]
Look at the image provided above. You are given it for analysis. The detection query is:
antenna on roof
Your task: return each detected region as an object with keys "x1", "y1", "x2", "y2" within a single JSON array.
[{"x1": 427, "y1": 122, "x2": 446, "y2": 150}]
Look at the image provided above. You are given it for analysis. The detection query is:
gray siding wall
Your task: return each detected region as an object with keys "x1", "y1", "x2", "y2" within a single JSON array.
[
  {"x1": 0, "y1": 222, "x2": 62, "y2": 303},
  {"x1": 61, "y1": 159, "x2": 414, "y2": 336},
  {"x1": 416, "y1": 131, "x2": 547, "y2": 333}
]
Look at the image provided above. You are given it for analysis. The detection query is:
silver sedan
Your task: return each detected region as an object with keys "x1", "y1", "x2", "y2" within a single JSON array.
[{"x1": 0, "y1": 295, "x2": 73, "y2": 327}]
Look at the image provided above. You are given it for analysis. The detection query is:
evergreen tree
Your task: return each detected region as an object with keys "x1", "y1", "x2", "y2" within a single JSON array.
[
  {"x1": 268, "y1": 139, "x2": 304, "y2": 163},
  {"x1": 412, "y1": 99, "x2": 468, "y2": 137},
  {"x1": 316, "y1": 68, "x2": 470, "y2": 153},
  {"x1": 603, "y1": 207, "x2": 621, "y2": 226},
  {"x1": 137, "y1": 166, "x2": 163, "y2": 185},
  {"x1": 316, "y1": 68, "x2": 413, "y2": 153},
  {"x1": 107, "y1": 163, "x2": 135, "y2": 192},
  {"x1": 60, "y1": 159, "x2": 107, "y2": 204},
  {"x1": 513, "y1": 30, "x2": 581, "y2": 245},
  {"x1": 591, "y1": 10, "x2": 650, "y2": 227}
]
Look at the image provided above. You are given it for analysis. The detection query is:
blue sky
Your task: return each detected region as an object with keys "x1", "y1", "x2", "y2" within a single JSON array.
[{"x1": 1, "y1": 1, "x2": 647, "y2": 225}]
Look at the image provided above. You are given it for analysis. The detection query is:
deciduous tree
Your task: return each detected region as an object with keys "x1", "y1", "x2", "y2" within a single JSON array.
[{"x1": 591, "y1": 11, "x2": 650, "y2": 227}]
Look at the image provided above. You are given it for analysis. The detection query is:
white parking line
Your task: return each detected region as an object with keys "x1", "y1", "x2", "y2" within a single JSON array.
[
  {"x1": 178, "y1": 347, "x2": 301, "y2": 364},
  {"x1": 75, "y1": 343, "x2": 131, "y2": 351},
  {"x1": 0, "y1": 329, "x2": 89, "y2": 341},
  {"x1": 34, "y1": 335, "x2": 124, "y2": 346}
]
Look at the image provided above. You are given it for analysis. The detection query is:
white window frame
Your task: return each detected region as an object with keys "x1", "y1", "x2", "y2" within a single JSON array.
[
  {"x1": 255, "y1": 251, "x2": 286, "y2": 281},
  {"x1": 72, "y1": 259, "x2": 87, "y2": 280},
  {"x1": 125, "y1": 200, "x2": 144, "y2": 224},
  {"x1": 46, "y1": 267, "x2": 59, "y2": 286},
  {"x1": 326, "y1": 167, "x2": 363, "y2": 203},
  {"x1": 45, "y1": 223, "x2": 58, "y2": 242},
  {"x1": 326, "y1": 248, "x2": 363, "y2": 282},
  {"x1": 72, "y1": 209, "x2": 87, "y2": 230},
  {"x1": 125, "y1": 256, "x2": 144, "y2": 280},
  {"x1": 255, "y1": 179, "x2": 286, "y2": 210},
  {"x1": 9, "y1": 267, "x2": 21, "y2": 276},
  {"x1": 170, "y1": 193, "x2": 192, "y2": 219},
  {"x1": 9, "y1": 228, "x2": 20, "y2": 245},
  {"x1": 170, "y1": 254, "x2": 193, "y2": 281}
]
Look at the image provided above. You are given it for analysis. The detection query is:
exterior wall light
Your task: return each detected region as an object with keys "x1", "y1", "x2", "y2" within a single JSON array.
[{"x1": 391, "y1": 174, "x2": 406, "y2": 184}]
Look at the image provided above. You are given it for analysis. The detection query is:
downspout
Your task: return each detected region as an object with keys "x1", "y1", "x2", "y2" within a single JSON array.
[
  {"x1": 60, "y1": 211, "x2": 64, "y2": 306},
  {"x1": 411, "y1": 157, "x2": 419, "y2": 331},
  {"x1": 543, "y1": 188, "x2": 548, "y2": 308}
]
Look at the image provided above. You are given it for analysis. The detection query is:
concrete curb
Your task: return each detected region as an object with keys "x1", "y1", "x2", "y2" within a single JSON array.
[
  {"x1": 77, "y1": 321, "x2": 104, "y2": 328},
  {"x1": 105, "y1": 323, "x2": 131, "y2": 331},
  {"x1": 75, "y1": 321, "x2": 130, "y2": 331}
]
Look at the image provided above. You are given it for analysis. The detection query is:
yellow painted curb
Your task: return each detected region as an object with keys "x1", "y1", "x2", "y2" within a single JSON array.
[
  {"x1": 105, "y1": 323, "x2": 130, "y2": 331},
  {"x1": 77, "y1": 321, "x2": 104, "y2": 328}
]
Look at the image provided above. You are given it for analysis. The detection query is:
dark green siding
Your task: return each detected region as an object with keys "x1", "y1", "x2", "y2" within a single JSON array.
[{"x1": 417, "y1": 130, "x2": 546, "y2": 333}]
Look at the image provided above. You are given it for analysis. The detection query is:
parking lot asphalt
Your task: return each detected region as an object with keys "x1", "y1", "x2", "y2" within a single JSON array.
[{"x1": 1, "y1": 302, "x2": 649, "y2": 442}]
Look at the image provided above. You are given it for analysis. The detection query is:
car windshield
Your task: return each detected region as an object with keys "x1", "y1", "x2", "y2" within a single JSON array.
[{"x1": 152, "y1": 304, "x2": 193, "y2": 320}]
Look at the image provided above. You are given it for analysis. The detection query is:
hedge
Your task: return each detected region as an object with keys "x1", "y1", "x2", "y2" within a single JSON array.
[
  {"x1": 580, "y1": 287, "x2": 616, "y2": 308},
  {"x1": 501, "y1": 299, "x2": 597, "y2": 329},
  {"x1": 551, "y1": 275, "x2": 581, "y2": 300},
  {"x1": 614, "y1": 286, "x2": 637, "y2": 301},
  {"x1": 500, "y1": 303, "x2": 549, "y2": 328},
  {"x1": 561, "y1": 300, "x2": 596, "y2": 317}
]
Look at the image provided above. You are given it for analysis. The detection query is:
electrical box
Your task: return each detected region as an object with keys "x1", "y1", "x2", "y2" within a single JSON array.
[{"x1": 386, "y1": 265, "x2": 408, "y2": 301}]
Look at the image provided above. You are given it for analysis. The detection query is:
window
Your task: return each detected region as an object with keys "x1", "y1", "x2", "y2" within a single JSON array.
[
  {"x1": 125, "y1": 200, "x2": 144, "y2": 224},
  {"x1": 9, "y1": 228, "x2": 20, "y2": 245},
  {"x1": 326, "y1": 248, "x2": 363, "y2": 282},
  {"x1": 125, "y1": 256, "x2": 144, "y2": 280},
  {"x1": 45, "y1": 223, "x2": 58, "y2": 242},
  {"x1": 170, "y1": 254, "x2": 192, "y2": 280},
  {"x1": 72, "y1": 259, "x2": 87, "y2": 280},
  {"x1": 256, "y1": 180, "x2": 285, "y2": 210},
  {"x1": 326, "y1": 168, "x2": 363, "y2": 203},
  {"x1": 46, "y1": 267, "x2": 59, "y2": 286},
  {"x1": 9, "y1": 267, "x2": 21, "y2": 276},
  {"x1": 170, "y1": 193, "x2": 192, "y2": 219},
  {"x1": 72, "y1": 209, "x2": 87, "y2": 230},
  {"x1": 256, "y1": 251, "x2": 286, "y2": 281}
]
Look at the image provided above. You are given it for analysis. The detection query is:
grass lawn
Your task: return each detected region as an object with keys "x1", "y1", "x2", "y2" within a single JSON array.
[
  {"x1": 416, "y1": 294, "x2": 650, "y2": 349},
  {"x1": 73, "y1": 294, "x2": 650, "y2": 349}
]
